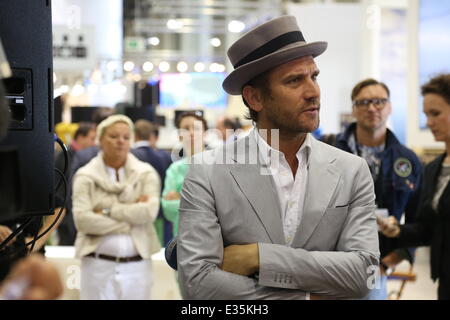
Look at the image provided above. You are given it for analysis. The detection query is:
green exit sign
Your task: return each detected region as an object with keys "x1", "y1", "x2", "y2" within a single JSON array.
[{"x1": 125, "y1": 37, "x2": 145, "y2": 52}]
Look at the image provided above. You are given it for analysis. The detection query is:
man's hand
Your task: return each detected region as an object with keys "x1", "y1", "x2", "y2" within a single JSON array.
[
  {"x1": 221, "y1": 243, "x2": 259, "y2": 276},
  {"x1": 380, "y1": 251, "x2": 405, "y2": 275},
  {"x1": 382, "y1": 251, "x2": 404, "y2": 268},
  {"x1": 164, "y1": 191, "x2": 180, "y2": 201},
  {"x1": 377, "y1": 216, "x2": 401, "y2": 238},
  {"x1": 0, "y1": 254, "x2": 63, "y2": 300}
]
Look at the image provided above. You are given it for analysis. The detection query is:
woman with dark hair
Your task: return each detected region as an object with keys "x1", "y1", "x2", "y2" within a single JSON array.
[
  {"x1": 378, "y1": 74, "x2": 450, "y2": 300},
  {"x1": 161, "y1": 111, "x2": 207, "y2": 236}
]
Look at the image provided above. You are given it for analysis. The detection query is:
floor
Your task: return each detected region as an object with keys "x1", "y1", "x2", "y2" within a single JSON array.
[
  {"x1": 386, "y1": 247, "x2": 438, "y2": 300},
  {"x1": 46, "y1": 246, "x2": 438, "y2": 300}
]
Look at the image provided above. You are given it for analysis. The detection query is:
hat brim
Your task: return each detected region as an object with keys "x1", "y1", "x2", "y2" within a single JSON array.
[{"x1": 222, "y1": 41, "x2": 327, "y2": 95}]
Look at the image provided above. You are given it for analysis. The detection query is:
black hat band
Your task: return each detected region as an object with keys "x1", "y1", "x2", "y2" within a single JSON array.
[{"x1": 233, "y1": 31, "x2": 305, "y2": 69}]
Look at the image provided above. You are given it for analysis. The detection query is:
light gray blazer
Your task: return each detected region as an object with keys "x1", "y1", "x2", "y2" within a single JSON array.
[{"x1": 178, "y1": 133, "x2": 379, "y2": 300}]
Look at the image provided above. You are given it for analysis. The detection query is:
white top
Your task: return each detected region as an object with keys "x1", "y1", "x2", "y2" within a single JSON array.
[
  {"x1": 432, "y1": 163, "x2": 450, "y2": 211},
  {"x1": 95, "y1": 165, "x2": 138, "y2": 257},
  {"x1": 254, "y1": 129, "x2": 311, "y2": 246}
]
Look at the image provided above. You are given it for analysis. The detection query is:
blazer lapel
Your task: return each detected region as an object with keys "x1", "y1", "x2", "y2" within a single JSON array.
[
  {"x1": 228, "y1": 135, "x2": 285, "y2": 245},
  {"x1": 293, "y1": 139, "x2": 341, "y2": 247}
]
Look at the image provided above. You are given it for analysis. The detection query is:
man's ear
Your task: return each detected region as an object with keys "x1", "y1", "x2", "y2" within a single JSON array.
[{"x1": 242, "y1": 85, "x2": 263, "y2": 113}]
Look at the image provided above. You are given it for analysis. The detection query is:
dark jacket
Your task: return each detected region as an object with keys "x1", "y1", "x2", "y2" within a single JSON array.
[
  {"x1": 70, "y1": 145, "x2": 100, "y2": 178},
  {"x1": 132, "y1": 146, "x2": 172, "y2": 184},
  {"x1": 131, "y1": 145, "x2": 173, "y2": 245},
  {"x1": 335, "y1": 123, "x2": 423, "y2": 261},
  {"x1": 393, "y1": 153, "x2": 450, "y2": 282}
]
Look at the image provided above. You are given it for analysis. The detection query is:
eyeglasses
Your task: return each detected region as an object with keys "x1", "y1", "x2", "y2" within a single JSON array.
[{"x1": 353, "y1": 98, "x2": 389, "y2": 109}]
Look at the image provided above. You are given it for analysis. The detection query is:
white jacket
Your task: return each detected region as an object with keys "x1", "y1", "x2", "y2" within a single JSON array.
[{"x1": 72, "y1": 152, "x2": 161, "y2": 259}]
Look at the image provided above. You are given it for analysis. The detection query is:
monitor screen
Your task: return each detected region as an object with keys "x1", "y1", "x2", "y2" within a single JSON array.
[
  {"x1": 159, "y1": 72, "x2": 227, "y2": 108},
  {"x1": 124, "y1": 106, "x2": 155, "y2": 123}
]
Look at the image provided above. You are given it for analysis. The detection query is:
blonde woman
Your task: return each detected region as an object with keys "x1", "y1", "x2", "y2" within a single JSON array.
[{"x1": 72, "y1": 115, "x2": 160, "y2": 300}]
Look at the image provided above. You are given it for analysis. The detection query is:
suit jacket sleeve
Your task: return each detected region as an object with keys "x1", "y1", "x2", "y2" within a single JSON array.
[
  {"x1": 178, "y1": 163, "x2": 261, "y2": 300},
  {"x1": 257, "y1": 158, "x2": 379, "y2": 298},
  {"x1": 178, "y1": 157, "x2": 379, "y2": 299}
]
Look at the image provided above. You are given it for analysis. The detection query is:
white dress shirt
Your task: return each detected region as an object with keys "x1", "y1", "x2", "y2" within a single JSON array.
[
  {"x1": 95, "y1": 165, "x2": 139, "y2": 257},
  {"x1": 254, "y1": 128, "x2": 311, "y2": 246}
]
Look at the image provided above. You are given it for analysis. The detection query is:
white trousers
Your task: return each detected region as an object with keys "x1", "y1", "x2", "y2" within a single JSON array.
[{"x1": 80, "y1": 256, "x2": 153, "y2": 300}]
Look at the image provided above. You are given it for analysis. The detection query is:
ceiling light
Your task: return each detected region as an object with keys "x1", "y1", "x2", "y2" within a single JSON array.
[
  {"x1": 210, "y1": 37, "x2": 221, "y2": 47},
  {"x1": 208, "y1": 63, "x2": 226, "y2": 73},
  {"x1": 123, "y1": 61, "x2": 135, "y2": 72},
  {"x1": 177, "y1": 61, "x2": 188, "y2": 73},
  {"x1": 228, "y1": 20, "x2": 245, "y2": 33},
  {"x1": 143, "y1": 61, "x2": 154, "y2": 72},
  {"x1": 216, "y1": 63, "x2": 226, "y2": 73},
  {"x1": 209, "y1": 63, "x2": 219, "y2": 72},
  {"x1": 194, "y1": 62, "x2": 205, "y2": 72},
  {"x1": 167, "y1": 19, "x2": 183, "y2": 30},
  {"x1": 148, "y1": 37, "x2": 160, "y2": 46},
  {"x1": 159, "y1": 61, "x2": 170, "y2": 72}
]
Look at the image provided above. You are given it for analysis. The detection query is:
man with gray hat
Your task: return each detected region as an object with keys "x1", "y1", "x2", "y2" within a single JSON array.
[{"x1": 177, "y1": 15, "x2": 379, "y2": 299}]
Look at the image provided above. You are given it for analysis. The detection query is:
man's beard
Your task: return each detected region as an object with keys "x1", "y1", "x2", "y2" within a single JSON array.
[{"x1": 263, "y1": 97, "x2": 320, "y2": 135}]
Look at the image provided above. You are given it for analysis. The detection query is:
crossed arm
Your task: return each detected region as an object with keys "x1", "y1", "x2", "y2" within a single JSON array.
[
  {"x1": 177, "y1": 161, "x2": 379, "y2": 300},
  {"x1": 72, "y1": 171, "x2": 160, "y2": 235}
]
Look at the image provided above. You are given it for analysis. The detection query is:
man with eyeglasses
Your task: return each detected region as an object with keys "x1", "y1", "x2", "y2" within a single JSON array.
[{"x1": 335, "y1": 78, "x2": 423, "y2": 300}]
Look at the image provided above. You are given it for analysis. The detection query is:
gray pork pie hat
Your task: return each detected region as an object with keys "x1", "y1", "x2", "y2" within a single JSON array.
[{"x1": 222, "y1": 15, "x2": 327, "y2": 95}]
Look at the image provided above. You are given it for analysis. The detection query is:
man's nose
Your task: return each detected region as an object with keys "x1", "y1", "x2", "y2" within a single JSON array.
[
  {"x1": 304, "y1": 79, "x2": 320, "y2": 100},
  {"x1": 367, "y1": 102, "x2": 378, "y2": 112}
]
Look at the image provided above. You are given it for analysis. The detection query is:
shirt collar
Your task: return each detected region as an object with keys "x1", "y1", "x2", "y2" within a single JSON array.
[
  {"x1": 133, "y1": 140, "x2": 151, "y2": 148},
  {"x1": 253, "y1": 126, "x2": 312, "y2": 167},
  {"x1": 105, "y1": 165, "x2": 126, "y2": 183}
]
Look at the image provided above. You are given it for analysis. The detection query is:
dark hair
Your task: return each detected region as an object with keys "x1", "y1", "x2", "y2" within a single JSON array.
[
  {"x1": 74, "y1": 122, "x2": 96, "y2": 140},
  {"x1": 421, "y1": 74, "x2": 450, "y2": 105},
  {"x1": 175, "y1": 111, "x2": 208, "y2": 131},
  {"x1": 241, "y1": 70, "x2": 272, "y2": 123},
  {"x1": 134, "y1": 119, "x2": 158, "y2": 140},
  {"x1": 351, "y1": 79, "x2": 390, "y2": 102},
  {"x1": 222, "y1": 117, "x2": 242, "y2": 131},
  {"x1": 92, "y1": 107, "x2": 114, "y2": 125}
]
